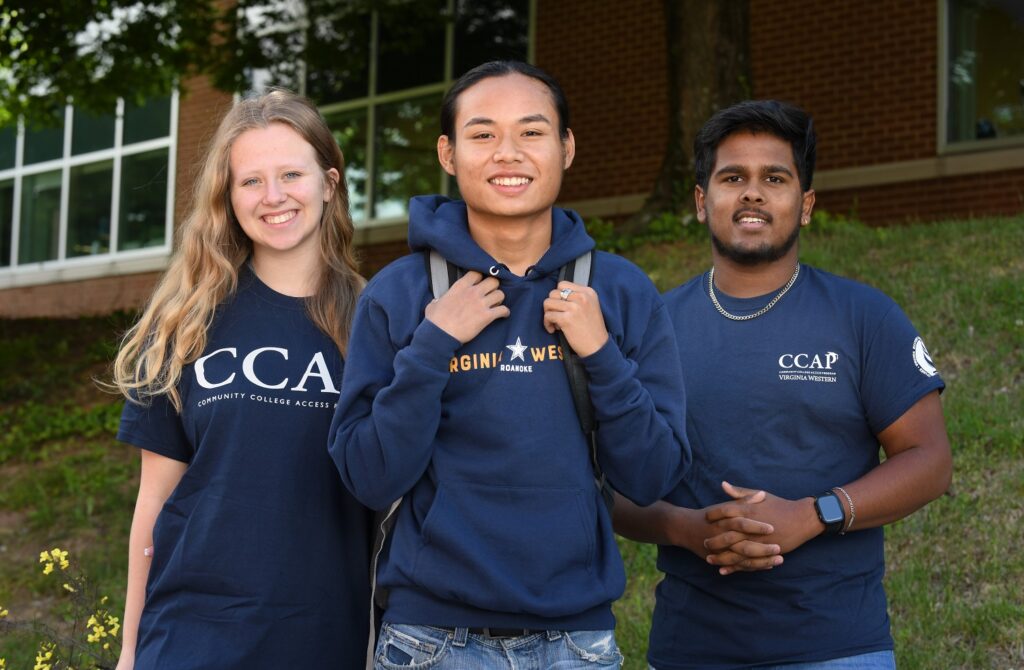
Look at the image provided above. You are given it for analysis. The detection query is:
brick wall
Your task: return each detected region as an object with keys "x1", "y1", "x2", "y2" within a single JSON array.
[
  {"x1": 750, "y1": 0, "x2": 938, "y2": 171},
  {"x1": 174, "y1": 75, "x2": 234, "y2": 225},
  {"x1": 0, "y1": 272, "x2": 161, "y2": 318},
  {"x1": 816, "y1": 168, "x2": 1024, "y2": 224},
  {"x1": 535, "y1": 0, "x2": 667, "y2": 202}
]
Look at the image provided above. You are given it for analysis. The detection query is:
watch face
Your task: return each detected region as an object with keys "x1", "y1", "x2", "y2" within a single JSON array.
[{"x1": 817, "y1": 493, "x2": 845, "y2": 525}]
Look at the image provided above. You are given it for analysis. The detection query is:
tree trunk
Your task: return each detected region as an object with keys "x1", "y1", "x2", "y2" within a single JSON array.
[{"x1": 622, "y1": 0, "x2": 750, "y2": 234}]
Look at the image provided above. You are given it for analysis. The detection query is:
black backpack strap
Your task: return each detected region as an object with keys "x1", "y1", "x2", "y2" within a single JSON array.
[{"x1": 557, "y1": 252, "x2": 596, "y2": 434}]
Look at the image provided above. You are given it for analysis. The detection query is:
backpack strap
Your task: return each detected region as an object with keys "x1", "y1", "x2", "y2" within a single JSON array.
[
  {"x1": 557, "y1": 251, "x2": 595, "y2": 434},
  {"x1": 426, "y1": 249, "x2": 461, "y2": 298},
  {"x1": 557, "y1": 251, "x2": 614, "y2": 510}
]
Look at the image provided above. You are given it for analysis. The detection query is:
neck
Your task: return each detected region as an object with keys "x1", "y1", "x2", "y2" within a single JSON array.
[
  {"x1": 467, "y1": 209, "x2": 553, "y2": 276},
  {"x1": 710, "y1": 249, "x2": 800, "y2": 298},
  {"x1": 250, "y1": 246, "x2": 320, "y2": 297}
]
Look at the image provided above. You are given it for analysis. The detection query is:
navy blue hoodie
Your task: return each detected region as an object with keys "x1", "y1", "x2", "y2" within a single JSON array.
[{"x1": 329, "y1": 195, "x2": 690, "y2": 630}]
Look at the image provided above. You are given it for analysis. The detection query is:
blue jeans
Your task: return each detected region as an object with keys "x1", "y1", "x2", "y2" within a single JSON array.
[
  {"x1": 650, "y1": 649, "x2": 896, "y2": 670},
  {"x1": 375, "y1": 623, "x2": 623, "y2": 669}
]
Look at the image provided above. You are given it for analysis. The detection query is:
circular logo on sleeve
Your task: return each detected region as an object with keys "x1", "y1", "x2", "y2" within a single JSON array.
[{"x1": 912, "y1": 337, "x2": 938, "y2": 377}]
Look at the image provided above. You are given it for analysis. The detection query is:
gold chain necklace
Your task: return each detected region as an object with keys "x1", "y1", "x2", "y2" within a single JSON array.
[{"x1": 708, "y1": 264, "x2": 800, "y2": 321}]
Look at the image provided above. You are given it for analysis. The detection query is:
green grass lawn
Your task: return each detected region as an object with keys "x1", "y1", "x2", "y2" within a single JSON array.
[{"x1": 1, "y1": 215, "x2": 1021, "y2": 668}]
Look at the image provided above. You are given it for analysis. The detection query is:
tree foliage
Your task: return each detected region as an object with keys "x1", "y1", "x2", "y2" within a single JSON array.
[{"x1": 0, "y1": 0, "x2": 219, "y2": 128}]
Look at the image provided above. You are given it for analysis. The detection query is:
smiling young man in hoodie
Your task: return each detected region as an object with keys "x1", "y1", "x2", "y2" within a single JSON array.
[{"x1": 329, "y1": 61, "x2": 691, "y2": 669}]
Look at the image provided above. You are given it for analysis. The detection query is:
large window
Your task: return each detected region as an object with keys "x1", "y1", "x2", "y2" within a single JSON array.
[
  {"x1": 310, "y1": 0, "x2": 531, "y2": 226},
  {"x1": 944, "y1": 0, "x2": 1024, "y2": 148},
  {"x1": 0, "y1": 95, "x2": 176, "y2": 271}
]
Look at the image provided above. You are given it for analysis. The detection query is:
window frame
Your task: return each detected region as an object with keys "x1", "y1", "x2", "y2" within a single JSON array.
[
  {"x1": 315, "y1": 0, "x2": 536, "y2": 229},
  {"x1": 0, "y1": 93, "x2": 178, "y2": 288},
  {"x1": 937, "y1": 0, "x2": 1024, "y2": 155}
]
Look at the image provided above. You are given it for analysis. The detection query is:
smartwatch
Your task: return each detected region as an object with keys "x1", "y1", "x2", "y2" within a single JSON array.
[{"x1": 814, "y1": 491, "x2": 846, "y2": 535}]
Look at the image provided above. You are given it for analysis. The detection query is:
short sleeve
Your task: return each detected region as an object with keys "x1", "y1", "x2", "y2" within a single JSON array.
[
  {"x1": 117, "y1": 392, "x2": 193, "y2": 463},
  {"x1": 860, "y1": 303, "x2": 945, "y2": 435}
]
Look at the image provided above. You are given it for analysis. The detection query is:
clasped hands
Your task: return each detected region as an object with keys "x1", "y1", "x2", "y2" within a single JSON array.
[
  {"x1": 425, "y1": 271, "x2": 608, "y2": 356},
  {"x1": 679, "y1": 482, "x2": 822, "y2": 576}
]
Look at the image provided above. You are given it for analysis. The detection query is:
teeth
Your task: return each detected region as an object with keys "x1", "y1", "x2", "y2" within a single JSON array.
[
  {"x1": 739, "y1": 217, "x2": 767, "y2": 224},
  {"x1": 264, "y1": 212, "x2": 295, "y2": 224},
  {"x1": 490, "y1": 176, "x2": 531, "y2": 186}
]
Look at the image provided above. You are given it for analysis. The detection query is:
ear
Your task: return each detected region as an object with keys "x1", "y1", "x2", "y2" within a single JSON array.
[
  {"x1": 800, "y1": 188, "x2": 815, "y2": 227},
  {"x1": 562, "y1": 128, "x2": 576, "y2": 170},
  {"x1": 437, "y1": 135, "x2": 456, "y2": 176},
  {"x1": 695, "y1": 185, "x2": 708, "y2": 224},
  {"x1": 323, "y1": 167, "x2": 341, "y2": 202}
]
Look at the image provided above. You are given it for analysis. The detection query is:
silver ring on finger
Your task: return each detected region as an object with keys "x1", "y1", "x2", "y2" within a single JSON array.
[{"x1": 559, "y1": 288, "x2": 573, "y2": 301}]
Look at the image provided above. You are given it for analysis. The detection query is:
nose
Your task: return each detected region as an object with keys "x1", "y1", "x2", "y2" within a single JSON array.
[
  {"x1": 740, "y1": 181, "x2": 765, "y2": 204},
  {"x1": 493, "y1": 134, "x2": 522, "y2": 163},
  {"x1": 262, "y1": 179, "x2": 286, "y2": 204}
]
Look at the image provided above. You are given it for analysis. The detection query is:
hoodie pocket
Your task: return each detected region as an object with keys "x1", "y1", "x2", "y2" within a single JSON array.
[{"x1": 413, "y1": 481, "x2": 598, "y2": 617}]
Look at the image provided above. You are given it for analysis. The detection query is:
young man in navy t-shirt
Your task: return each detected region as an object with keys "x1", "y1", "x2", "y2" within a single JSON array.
[{"x1": 614, "y1": 101, "x2": 952, "y2": 669}]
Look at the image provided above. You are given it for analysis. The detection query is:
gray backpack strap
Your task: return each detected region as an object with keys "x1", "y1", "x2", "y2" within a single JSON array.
[
  {"x1": 366, "y1": 498, "x2": 402, "y2": 669},
  {"x1": 427, "y1": 249, "x2": 461, "y2": 298}
]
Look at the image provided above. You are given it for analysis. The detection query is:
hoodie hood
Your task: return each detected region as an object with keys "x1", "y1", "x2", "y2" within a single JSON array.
[{"x1": 407, "y1": 195, "x2": 595, "y2": 278}]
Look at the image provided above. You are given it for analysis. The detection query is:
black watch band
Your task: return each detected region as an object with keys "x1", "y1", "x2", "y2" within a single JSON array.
[{"x1": 814, "y1": 491, "x2": 846, "y2": 535}]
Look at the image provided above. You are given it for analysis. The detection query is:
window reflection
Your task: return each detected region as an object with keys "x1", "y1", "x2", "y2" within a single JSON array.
[
  {"x1": 119, "y1": 149, "x2": 169, "y2": 251},
  {"x1": 23, "y1": 113, "x2": 64, "y2": 165},
  {"x1": 19, "y1": 171, "x2": 62, "y2": 263},
  {"x1": 373, "y1": 94, "x2": 442, "y2": 219},
  {"x1": 947, "y1": 0, "x2": 1024, "y2": 143},
  {"x1": 0, "y1": 180, "x2": 12, "y2": 266},
  {"x1": 325, "y1": 109, "x2": 370, "y2": 222},
  {"x1": 67, "y1": 160, "x2": 114, "y2": 257},
  {"x1": 72, "y1": 108, "x2": 115, "y2": 156}
]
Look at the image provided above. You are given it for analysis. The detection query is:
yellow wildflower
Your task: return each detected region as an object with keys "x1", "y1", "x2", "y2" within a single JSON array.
[
  {"x1": 42, "y1": 562, "x2": 54, "y2": 575},
  {"x1": 100, "y1": 595, "x2": 109, "y2": 604},
  {"x1": 0, "y1": 605, "x2": 8, "y2": 617},
  {"x1": 50, "y1": 548, "x2": 70, "y2": 570},
  {"x1": 1, "y1": 657, "x2": 6, "y2": 668},
  {"x1": 107, "y1": 614, "x2": 121, "y2": 637},
  {"x1": 62, "y1": 583, "x2": 76, "y2": 593},
  {"x1": 39, "y1": 550, "x2": 51, "y2": 563},
  {"x1": 33, "y1": 641, "x2": 56, "y2": 670}
]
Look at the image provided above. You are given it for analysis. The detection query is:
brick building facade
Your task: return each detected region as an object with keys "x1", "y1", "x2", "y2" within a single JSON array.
[{"x1": 2, "y1": 0, "x2": 1022, "y2": 317}]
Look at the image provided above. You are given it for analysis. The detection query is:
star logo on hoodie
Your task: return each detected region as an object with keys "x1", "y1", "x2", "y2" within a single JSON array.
[{"x1": 506, "y1": 337, "x2": 528, "y2": 362}]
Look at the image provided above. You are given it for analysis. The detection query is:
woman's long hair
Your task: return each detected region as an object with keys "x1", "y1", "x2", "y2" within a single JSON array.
[{"x1": 114, "y1": 90, "x2": 362, "y2": 410}]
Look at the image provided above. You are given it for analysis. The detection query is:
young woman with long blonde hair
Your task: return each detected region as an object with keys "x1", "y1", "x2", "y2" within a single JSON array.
[{"x1": 113, "y1": 90, "x2": 369, "y2": 669}]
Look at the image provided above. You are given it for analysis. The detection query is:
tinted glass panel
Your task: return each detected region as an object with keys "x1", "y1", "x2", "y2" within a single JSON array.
[
  {"x1": 124, "y1": 96, "x2": 171, "y2": 145},
  {"x1": 947, "y1": 0, "x2": 1024, "y2": 142},
  {"x1": 325, "y1": 109, "x2": 370, "y2": 222},
  {"x1": 19, "y1": 170, "x2": 62, "y2": 263},
  {"x1": 0, "y1": 126, "x2": 15, "y2": 170},
  {"x1": 373, "y1": 94, "x2": 441, "y2": 218},
  {"x1": 119, "y1": 149, "x2": 169, "y2": 250},
  {"x1": 0, "y1": 180, "x2": 12, "y2": 266},
  {"x1": 453, "y1": 0, "x2": 529, "y2": 76},
  {"x1": 67, "y1": 160, "x2": 113, "y2": 257},
  {"x1": 376, "y1": 0, "x2": 446, "y2": 94},
  {"x1": 23, "y1": 112, "x2": 65, "y2": 165},
  {"x1": 306, "y1": 11, "x2": 371, "y2": 103},
  {"x1": 72, "y1": 108, "x2": 116, "y2": 155}
]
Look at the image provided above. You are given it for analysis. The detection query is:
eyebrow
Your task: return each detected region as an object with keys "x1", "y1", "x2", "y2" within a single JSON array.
[
  {"x1": 714, "y1": 164, "x2": 795, "y2": 178},
  {"x1": 462, "y1": 114, "x2": 553, "y2": 129}
]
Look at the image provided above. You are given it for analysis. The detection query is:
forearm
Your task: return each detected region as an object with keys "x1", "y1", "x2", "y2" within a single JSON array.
[
  {"x1": 837, "y1": 390, "x2": 952, "y2": 532},
  {"x1": 118, "y1": 495, "x2": 162, "y2": 667},
  {"x1": 612, "y1": 493, "x2": 704, "y2": 555},
  {"x1": 835, "y1": 444, "x2": 952, "y2": 531}
]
